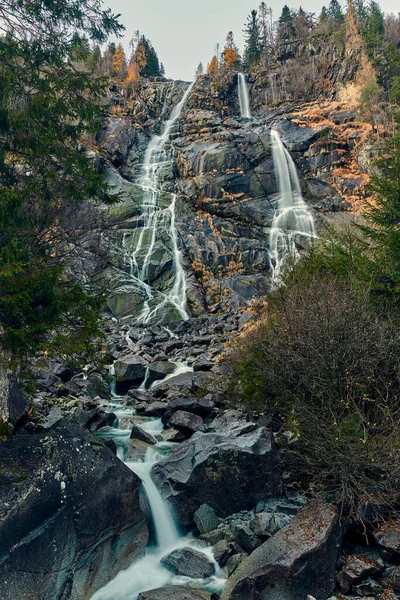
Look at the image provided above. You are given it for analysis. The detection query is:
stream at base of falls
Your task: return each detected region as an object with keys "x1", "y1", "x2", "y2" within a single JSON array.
[{"x1": 91, "y1": 391, "x2": 226, "y2": 600}]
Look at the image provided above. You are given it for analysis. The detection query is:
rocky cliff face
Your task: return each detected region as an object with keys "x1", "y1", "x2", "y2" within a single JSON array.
[
  {"x1": 0, "y1": 420, "x2": 148, "y2": 600},
  {"x1": 0, "y1": 347, "x2": 25, "y2": 431},
  {"x1": 76, "y1": 26, "x2": 375, "y2": 323}
]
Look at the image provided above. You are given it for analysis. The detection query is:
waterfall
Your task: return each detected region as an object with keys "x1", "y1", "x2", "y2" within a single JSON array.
[
  {"x1": 237, "y1": 73, "x2": 251, "y2": 119},
  {"x1": 123, "y1": 83, "x2": 194, "y2": 324},
  {"x1": 129, "y1": 449, "x2": 180, "y2": 550},
  {"x1": 269, "y1": 129, "x2": 316, "y2": 284},
  {"x1": 91, "y1": 442, "x2": 225, "y2": 600},
  {"x1": 109, "y1": 363, "x2": 117, "y2": 397}
]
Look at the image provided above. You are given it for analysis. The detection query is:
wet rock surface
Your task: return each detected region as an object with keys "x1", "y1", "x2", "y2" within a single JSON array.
[
  {"x1": 0, "y1": 420, "x2": 148, "y2": 600},
  {"x1": 138, "y1": 587, "x2": 209, "y2": 600},
  {"x1": 194, "y1": 504, "x2": 221, "y2": 534},
  {"x1": 152, "y1": 425, "x2": 281, "y2": 527},
  {"x1": 161, "y1": 546, "x2": 214, "y2": 579},
  {"x1": 83, "y1": 55, "x2": 371, "y2": 321},
  {"x1": 19, "y1": 307, "x2": 400, "y2": 600},
  {"x1": 131, "y1": 422, "x2": 157, "y2": 445}
]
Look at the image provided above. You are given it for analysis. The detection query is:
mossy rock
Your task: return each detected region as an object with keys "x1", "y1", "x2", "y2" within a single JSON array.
[{"x1": 107, "y1": 291, "x2": 143, "y2": 318}]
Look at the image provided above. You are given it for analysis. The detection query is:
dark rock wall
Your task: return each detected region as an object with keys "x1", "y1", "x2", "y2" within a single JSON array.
[
  {"x1": 0, "y1": 420, "x2": 148, "y2": 600},
  {"x1": 84, "y1": 30, "x2": 373, "y2": 320}
]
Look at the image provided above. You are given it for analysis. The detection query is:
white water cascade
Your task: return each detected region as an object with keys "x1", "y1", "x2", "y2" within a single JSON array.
[
  {"x1": 269, "y1": 129, "x2": 316, "y2": 284},
  {"x1": 130, "y1": 449, "x2": 180, "y2": 550},
  {"x1": 123, "y1": 83, "x2": 194, "y2": 324},
  {"x1": 91, "y1": 420, "x2": 225, "y2": 600},
  {"x1": 237, "y1": 73, "x2": 252, "y2": 119}
]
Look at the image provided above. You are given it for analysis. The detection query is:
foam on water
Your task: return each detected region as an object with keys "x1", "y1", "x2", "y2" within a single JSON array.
[
  {"x1": 237, "y1": 73, "x2": 252, "y2": 119},
  {"x1": 269, "y1": 129, "x2": 316, "y2": 284},
  {"x1": 91, "y1": 442, "x2": 225, "y2": 600},
  {"x1": 122, "y1": 84, "x2": 194, "y2": 325}
]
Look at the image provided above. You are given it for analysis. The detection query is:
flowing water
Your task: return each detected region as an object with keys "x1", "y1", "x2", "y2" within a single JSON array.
[
  {"x1": 91, "y1": 400, "x2": 225, "y2": 600},
  {"x1": 123, "y1": 83, "x2": 194, "y2": 325},
  {"x1": 237, "y1": 73, "x2": 251, "y2": 119},
  {"x1": 269, "y1": 129, "x2": 316, "y2": 284}
]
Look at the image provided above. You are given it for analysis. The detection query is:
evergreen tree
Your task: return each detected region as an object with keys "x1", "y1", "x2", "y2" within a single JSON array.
[
  {"x1": 89, "y1": 45, "x2": 102, "y2": 71},
  {"x1": 277, "y1": 5, "x2": 296, "y2": 41},
  {"x1": 363, "y1": 131, "x2": 400, "y2": 297},
  {"x1": 243, "y1": 9, "x2": 262, "y2": 68},
  {"x1": 328, "y1": 0, "x2": 345, "y2": 26},
  {"x1": 389, "y1": 76, "x2": 400, "y2": 105},
  {"x1": 160, "y1": 63, "x2": 166, "y2": 77},
  {"x1": 195, "y1": 62, "x2": 204, "y2": 78},
  {"x1": 354, "y1": 0, "x2": 368, "y2": 23},
  {"x1": 319, "y1": 6, "x2": 329, "y2": 22},
  {"x1": 108, "y1": 42, "x2": 116, "y2": 55},
  {"x1": 363, "y1": 0, "x2": 384, "y2": 50},
  {"x1": 0, "y1": 0, "x2": 122, "y2": 358},
  {"x1": 135, "y1": 36, "x2": 161, "y2": 77}
]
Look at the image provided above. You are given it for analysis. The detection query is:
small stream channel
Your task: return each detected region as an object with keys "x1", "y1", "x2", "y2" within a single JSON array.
[{"x1": 91, "y1": 383, "x2": 226, "y2": 600}]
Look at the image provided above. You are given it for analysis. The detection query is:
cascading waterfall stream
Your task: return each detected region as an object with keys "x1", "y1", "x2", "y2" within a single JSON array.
[
  {"x1": 237, "y1": 73, "x2": 251, "y2": 119},
  {"x1": 123, "y1": 83, "x2": 194, "y2": 325},
  {"x1": 130, "y1": 449, "x2": 180, "y2": 551},
  {"x1": 269, "y1": 129, "x2": 316, "y2": 284},
  {"x1": 92, "y1": 413, "x2": 225, "y2": 600}
]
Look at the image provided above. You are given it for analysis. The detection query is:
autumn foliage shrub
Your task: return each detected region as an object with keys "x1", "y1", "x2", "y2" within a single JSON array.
[{"x1": 227, "y1": 271, "x2": 400, "y2": 515}]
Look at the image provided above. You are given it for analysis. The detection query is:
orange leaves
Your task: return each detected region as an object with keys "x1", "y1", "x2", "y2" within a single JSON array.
[
  {"x1": 207, "y1": 56, "x2": 218, "y2": 78},
  {"x1": 126, "y1": 59, "x2": 139, "y2": 86},
  {"x1": 224, "y1": 48, "x2": 239, "y2": 70},
  {"x1": 112, "y1": 43, "x2": 126, "y2": 77}
]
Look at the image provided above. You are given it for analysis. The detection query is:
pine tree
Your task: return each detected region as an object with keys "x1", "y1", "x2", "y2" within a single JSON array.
[
  {"x1": 243, "y1": 9, "x2": 262, "y2": 68},
  {"x1": 224, "y1": 31, "x2": 240, "y2": 55},
  {"x1": 0, "y1": 0, "x2": 122, "y2": 358},
  {"x1": 319, "y1": 5, "x2": 329, "y2": 21},
  {"x1": 160, "y1": 63, "x2": 165, "y2": 77},
  {"x1": 328, "y1": 0, "x2": 345, "y2": 26},
  {"x1": 195, "y1": 62, "x2": 204, "y2": 78},
  {"x1": 363, "y1": 0, "x2": 384, "y2": 50},
  {"x1": 277, "y1": 5, "x2": 296, "y2": 41},
  {"x1": 108, "y1": 42, "x2": 116, "y2": 55},
  {"x1": 390, "y1": 77, "x2": 400, "y2": 105},
  {"x1": 363, "y1": 131, "x2": 400, "y2": 297},
  {"x1": 89, "y1": 45, "x2": 101, "y2": 71},
  {"x1": 135, "y1": 36, "x2": 161, "y2": 77},
  {"x1": 354, "y1": 0, "x2": 368, "y2": 23}
]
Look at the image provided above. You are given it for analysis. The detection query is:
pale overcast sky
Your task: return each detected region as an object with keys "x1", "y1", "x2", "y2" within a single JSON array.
[{"x1": 106, "y1": 0, "x2": 400, "y2": 81}]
